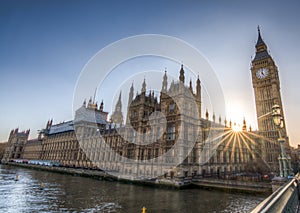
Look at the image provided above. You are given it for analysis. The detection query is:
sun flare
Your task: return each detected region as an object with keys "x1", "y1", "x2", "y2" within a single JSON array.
[{"x1": 232, "y1": 124, "x2": 242, "y2": 132}]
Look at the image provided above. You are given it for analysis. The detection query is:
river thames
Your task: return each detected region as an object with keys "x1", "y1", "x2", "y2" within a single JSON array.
[{"x1": 0, "y1": 164, "x2": 266, "y2": 212}]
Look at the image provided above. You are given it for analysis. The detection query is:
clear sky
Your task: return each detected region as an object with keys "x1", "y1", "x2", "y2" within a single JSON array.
[{"x1": 1, "y1": 0, "x2": 300, "y2": 147}]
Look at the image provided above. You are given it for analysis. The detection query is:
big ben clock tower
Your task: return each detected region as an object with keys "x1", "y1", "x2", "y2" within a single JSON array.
[{"x1": 251, "y1": 26, "x2": 290, "y2": 171}]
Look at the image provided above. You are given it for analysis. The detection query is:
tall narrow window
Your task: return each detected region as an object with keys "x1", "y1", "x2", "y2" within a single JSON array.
[
  {"x1": 167, "y1": 124, "x2": 175, "y2": 140},
  {"x1": 169, "y1": 102, "x2": 175, "y2": 113}
]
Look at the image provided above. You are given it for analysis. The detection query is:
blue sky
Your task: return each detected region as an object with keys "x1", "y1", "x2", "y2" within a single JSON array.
[{"x1": 1, "y1": 0, "x2": 300, "y2": 146}]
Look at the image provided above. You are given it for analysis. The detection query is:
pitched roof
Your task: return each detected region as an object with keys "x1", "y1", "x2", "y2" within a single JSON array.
[
  {"x1": 256, "y1": 26, "x2": 266, "y2": 47},
  {"x1": 253, "y1": 50, "x2": 270, "y2": 61},
  {"x1": 74, "y1": 106, "x2": 107, "y2": 125},
  {"x1": 48, "y1": 121, "x2": 74, "y2": 135},
  {"x1": 256, "y1": 32, "x2": 265, "y2": 47}
]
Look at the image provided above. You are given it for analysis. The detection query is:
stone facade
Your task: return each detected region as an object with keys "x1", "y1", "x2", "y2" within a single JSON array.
[
  {"x1": 0, "y1": 142, "x2": 7, "y2": 160},
  {"x1": 23, "y1": 139, "x2": 43, "y2": 160},
  {"x1": 2, "y1": 129, "x2": 29, "y2": 162},
  {"x1": 1, "y1": 65, "x2": 260, "y2": 180},
  {"x1": 251, "y1": 27, "x2": 291, "y2": 172},
  {"x1": 2, "y1": 28, "x2": 291, "y2": 180},
  {"x1": 46, "y1": 65, "x2": 258, "y2": 180}
]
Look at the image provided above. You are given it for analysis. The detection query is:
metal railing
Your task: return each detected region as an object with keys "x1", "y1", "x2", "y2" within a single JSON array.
[{"x1": 251, "y1": 175, "x2": 300, "y2": 213}]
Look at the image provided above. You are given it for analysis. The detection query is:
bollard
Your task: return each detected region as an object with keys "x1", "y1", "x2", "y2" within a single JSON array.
[{"x1": 141, "y1": 206, "x2": 147, "y2": 213}]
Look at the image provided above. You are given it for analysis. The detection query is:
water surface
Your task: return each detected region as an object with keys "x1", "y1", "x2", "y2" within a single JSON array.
[{"x1": 0, "y1": 164, "x2": 266, "y2": 212}]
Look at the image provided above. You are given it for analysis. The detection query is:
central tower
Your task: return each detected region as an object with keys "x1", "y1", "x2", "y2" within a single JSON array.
[{"x1": 251, "y1": 27, "x2": 290, "y2": 171}]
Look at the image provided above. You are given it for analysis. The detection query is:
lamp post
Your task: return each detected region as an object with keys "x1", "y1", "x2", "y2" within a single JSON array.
[{"x1": 272, "y1": 104, "x2": 289, "y2": 178}]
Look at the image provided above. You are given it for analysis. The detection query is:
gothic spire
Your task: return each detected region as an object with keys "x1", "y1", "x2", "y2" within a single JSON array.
[
  {"x1": 126, "y1": 83, "x2": 134, "y2": 124},
  {"x1": 255, "y1": 25, "x2": 267, "y2": 52},
  {"x1": 162, "y1": 69, "x2": 168, "y2": 92},
  {"x1": 253, "y1": 26, "x2": 269, "y2": 61},
  {"x1": 242, "y1": 117, "x2": 247, "y2": 131},
  {"x1": 142, "y1": 78, "x2": 146, "y2": 94},
  {"x1": 179, "y1": 64, "x2": 185, "y2": 83},
  {"x1": 128, "y1": 83, "x2": 134, "y2": 104},
  {"x1": 100, "y1": 100, "x2": 104, "y2": 112},
  {"x1": 196, "y1": 75, "x2": 201, "y2": 99},
  {"x1": 189, "y1": 79, "x2": 193, "y2": 93},
  {"x1": 256, "y1": 26, "x2": 265, "y2": 47},
  {"x1": 116, "y1": 91, "x2": 122, "y2": 110},
  {"x1": 111, "y1": 91, "x2": 123, "y2": 124}
]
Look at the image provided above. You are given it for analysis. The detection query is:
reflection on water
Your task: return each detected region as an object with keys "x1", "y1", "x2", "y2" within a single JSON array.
[{"x1": 0, "y1": 165, "x2": 265, "y2": 212}]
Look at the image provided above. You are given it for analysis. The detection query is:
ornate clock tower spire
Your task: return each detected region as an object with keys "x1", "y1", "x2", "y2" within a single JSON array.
[{"x1": 251, "y1": 26, "x2": 290, "y2": 171}]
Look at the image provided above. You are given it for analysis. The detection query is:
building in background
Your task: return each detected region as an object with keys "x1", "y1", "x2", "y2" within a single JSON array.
[
  {"x1": 2, "y1": 129, "x2": 29, "y2": 162},
  {"x1": 0, "y1": 142, "x2": 7, "y2": 160}
]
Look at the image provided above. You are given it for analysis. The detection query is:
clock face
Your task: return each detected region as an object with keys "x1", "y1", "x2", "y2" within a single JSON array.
[{"x1": 256, "y1": 68, "x2": 269, "y2": 79}]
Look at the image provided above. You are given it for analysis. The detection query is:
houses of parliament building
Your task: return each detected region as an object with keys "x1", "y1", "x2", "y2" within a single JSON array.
[{"x1": 2, "y1": 29, "x2": 294, "y2": 181}]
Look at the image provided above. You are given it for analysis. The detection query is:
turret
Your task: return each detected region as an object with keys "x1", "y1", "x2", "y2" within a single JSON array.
[
  {"x1": 128, "y1": 83, "x2": 134, "y2": 105},
  {"x1": 205, "y1": 109, "x2": 209, "y2": 121},
  {"x1": 110, "y1": 91, "x2": 123, "y2": 124},
  {"x1": 179, "y1": 64, "x2": 185, "y2": 84},
  {"x1": 196, "y1": 75, "x2": 201, "y2": 100},
  {"x1": 242, "y1": 117, "x2": 247, "y2": 131},
  {"x1": 100, "y1": 100, "x2": 104, "y2": 112},
  {"x1": 141, "y1": 78, "x2": 146, "y2": 94},
  {"x1": 162, "y1": 70, "x2": 168, "y2": 93},
  {"x1": 189, "y1": 79, "x2": 193, "y2": 93},
  {"x1": 116, "y1": 92, "x2": 122, "y2": 111}
]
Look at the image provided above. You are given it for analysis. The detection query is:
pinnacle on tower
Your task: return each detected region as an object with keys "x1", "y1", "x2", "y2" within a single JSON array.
[
  {"x1": 242, "y1": 117, "x2": 247, "y2": 131},
  {"x1": 255, "y1": 25, "x2": 268, "y2": 53},
  {"x1": 142, "y1": 78, "x2": 146, "y2": 94},
  {"x1": 189, "y1": 79, "x2": 193, "y2": 93},
  {"x1": 196, "y1": 75, "x2": 201, "y2": 99},
  {"x1": 100, "y1": 100, "x2": 104, "y2": 112},
  {"x1": 256, "y1": 26, "x2": 265, "y2": 46},
  {"x1": 111, "y1": 91, "x2": 123, "y2": 124},
  {"x1": 162, "y1": 69, "x2": 168, "y2": 92},
  {"x1": 116, "y1": 92, "x2": 122, "y2": 111},
  {"x1": 179, "y1": 64, "x2": 185, "y2": 83},
  {"x1": 128, "y1": 83, "x2": 134, "y2": 104},
  {"x1": 126, "y1": 83, "x2": 134, "y2": 124}
]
